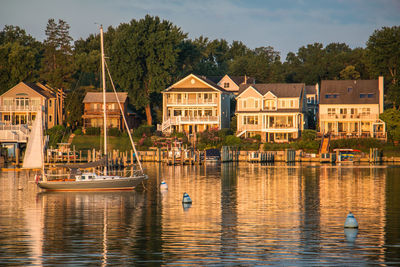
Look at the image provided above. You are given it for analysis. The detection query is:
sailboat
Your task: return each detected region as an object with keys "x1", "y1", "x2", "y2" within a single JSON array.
[{"x1": 35, "y1": 25, "x2": 148, "y2": 191}]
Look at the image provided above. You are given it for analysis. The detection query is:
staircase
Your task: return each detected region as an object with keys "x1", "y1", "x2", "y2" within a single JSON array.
[
  {"x1": 237, "y1": 130, "x2": 246, "y2": 137},
  {"x1": 320, "y1": 134, "x2": 330, "y2": 154}
]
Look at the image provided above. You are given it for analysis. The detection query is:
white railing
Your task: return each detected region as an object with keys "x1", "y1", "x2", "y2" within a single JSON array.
[
  {"x1": 320, "y1": 114, "x2": 379, "y2": 120},
  {"x1": 0, "y1": 124, "x2": 30, "y2": 142},
  {"x1": 171, "y1": 116, "x2": 218, "y2": 124},
  {"x1": 166, "y1": 99, "x2": 217, "y2": 105},
  {"x1": 0, "y1": 105, "x2": 42, "y2": 112}
]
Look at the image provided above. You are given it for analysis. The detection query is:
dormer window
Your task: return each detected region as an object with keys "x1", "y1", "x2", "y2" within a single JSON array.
[{"x1": 224, "y1": 82, "x2": 229, "y2": 88}]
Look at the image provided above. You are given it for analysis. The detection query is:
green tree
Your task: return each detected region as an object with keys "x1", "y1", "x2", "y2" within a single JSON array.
[
  {"x1": 380, "y1": 109, "x2": 400, "y2": 142},
  {"x1": 367, "y1": 26, "x2": 400, "y2": 108},
  {"x1": 109, "y1": 15, "x2": 186, "y2": 125},
  {"x1": 41, "y1": 19, "x2": 74, "y2": 89},
  {"x1": 64, "y1": 87, "x2": 85, "y2": 130},
  {"x1": 340, "y1": 65, "x2": 360, "y2": 80},
  {"x1": 0, "y1": 25, "x2": 42, "y2": 93}
]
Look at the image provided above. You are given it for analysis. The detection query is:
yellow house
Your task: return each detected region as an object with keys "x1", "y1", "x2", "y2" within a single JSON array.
[
  {"x1": 159, "y1": 74, "x2": 231, "y2": 134},
  {"x1": 236, "y1": 83, "x2": 306, "y2": 142},
  {"x1": 0, "y1": 82, "x2": 59, "y2": 129},
  {"x1": 319, "y1": 77, "x2": 386, "y2": 139}
]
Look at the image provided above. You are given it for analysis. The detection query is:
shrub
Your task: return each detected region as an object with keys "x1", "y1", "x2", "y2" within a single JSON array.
[
  {"x1": 301, "y1": 129, "x2": 317, "y2": 141},
  {"x1": 47, "y1": 125, "x2": 66, "y2": 147},
  {"x1": 73, "y1": 128, "x2": 83, "y2": 135},
  {"x1": 108, "y1": 127, "x2": 121, "y2": 137},
  {"x1": 85, "y1": 127, "x2": 101, "y2": 135},
  {"x1": 133, "y1": 124, "x2": 154, "y2": 138},
  {"x1": 224, "y1": 135, "x2": 241, "y2": 146}
]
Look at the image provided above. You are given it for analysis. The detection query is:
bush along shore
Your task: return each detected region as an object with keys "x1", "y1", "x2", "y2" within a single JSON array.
[{"x1": 41, "y1": 126, "x2": 400, "y2": 162}]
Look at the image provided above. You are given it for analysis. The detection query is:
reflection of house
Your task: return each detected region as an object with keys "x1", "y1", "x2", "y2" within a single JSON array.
[
  {"x1": 236, "y1": 83, "x2": 306, "y2": 142},
  {"x1": 319, "y1": 77, "x2": 386, "y2": 139},
  {"x1": 82, "y1": 92, "x2": 134, "y2": 130},
  {"x1": 159, "y1": 74, "x2": 231, "y2": 134},
  {"x1": 305, "y1": 84, "x2": 319, "y2": 127},
  {"x1": 208, "y1": 75, "x2": 255, "y2": 95},
  {"x1": 0, "y1": 82, "x2": 59, "y2": 129}
]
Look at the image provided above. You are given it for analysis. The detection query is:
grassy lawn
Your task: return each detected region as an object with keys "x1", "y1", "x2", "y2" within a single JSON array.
[{"x1": 71, "y1": 135, "x2": 133, "y2": 152}]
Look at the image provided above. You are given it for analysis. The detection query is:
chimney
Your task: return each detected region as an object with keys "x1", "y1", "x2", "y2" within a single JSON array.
[
  {"x1": 244, "y1": 75, "x2": 247, "y2": 84},
  {"x1": 379, "y1": 76, "x2": 384, "y2": 113},
  {"x1": 315, "y1": 83, "x2": 319, "y2": 104}
]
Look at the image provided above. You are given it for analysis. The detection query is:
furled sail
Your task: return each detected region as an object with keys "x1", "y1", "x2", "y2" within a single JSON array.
[{"x1": 22, "y1": 111, "x2": 44, "y2": 169}]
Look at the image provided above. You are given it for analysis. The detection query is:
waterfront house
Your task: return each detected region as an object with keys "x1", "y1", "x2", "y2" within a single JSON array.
[
  {"x1": 82, "y1": 92, "x2": 135, "y2": 130},
  {"x1": 236, "y1": 83, "x2": 307, "y2": 142},
  {"x1": 207, "y1": 75, "x2": 256, "y2": 95},
  {"x1": 0, "y1": 82, "x2": 59, "y2": 129},
  {"x1": 318, "y1": 77, "x2": 386, "y2": 139},
  {"x1": 158, "y1": 74, "x2": 231, "y2": 134}
]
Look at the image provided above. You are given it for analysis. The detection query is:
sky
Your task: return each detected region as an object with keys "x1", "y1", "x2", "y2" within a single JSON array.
[{"x1": 1, "y1": 0, "x2": 399, "y2": 58}]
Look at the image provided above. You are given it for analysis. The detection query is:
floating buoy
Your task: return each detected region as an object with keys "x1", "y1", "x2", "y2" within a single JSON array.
[
  {"x1": 344, "y1": 212, "x2": 359, "y2": 228},
  {"x1": 182, "y1": 192, "x2": 192, "y2": 203},
  {"x1": 344, "y1": 228, "x2": 358, "y2": 243},
  {"x1": 160, "y1": 181, "x2": 168, "y2": 190}
]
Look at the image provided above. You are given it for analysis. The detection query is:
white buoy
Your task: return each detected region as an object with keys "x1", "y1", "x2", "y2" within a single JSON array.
[
  {"x1": 344, "y1": 212, "x2": 359, "y2": 228},
  {"x1": 344, "y1": 228, "x2": 358, "y2": 243},
  {"x1": 182, "y1": 192, "x2": 192, "y2": 203},
  {"x1": 160, "y1": 181, "x2": 168, "y2": 190}
]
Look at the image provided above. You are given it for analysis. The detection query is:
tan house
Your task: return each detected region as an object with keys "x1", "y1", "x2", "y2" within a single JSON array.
[
  {"x1": 236, "y1": 83, "x2": 307, "y2": 142},
  {"x1": 212, "y1": 75, "x2": 255, "y2": 95},
  {"x1": 0, "y1": 82, "x2": 59, "y2": 129},
  {"x1": 319, "y1": 77, "x2": 386, "y2": 139},
  {"x1": 158, "y1": 74, "x2": 231, "y2": 134},
  {"x1": 82, "y1": 92, "x2": 134, "y2": 130}
]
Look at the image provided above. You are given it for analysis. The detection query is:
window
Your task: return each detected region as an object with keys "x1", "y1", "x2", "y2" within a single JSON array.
[
  {"x1": 243, "y1": 115, "x2": 258, "y2": 125},
  {"x1": 174, "y1": 110, "x2": 182, "y2": 116},
  {"x1": 368, "y1": 93, "x2": 374, "y2": 98},
  {"x1": 49, "y1": 100, "x2": 52, "y2": 107},
  {"x1": 49, "y1": 115, "x2": 52, "y2": 122},
  {"x1": 361, "y1": 108, "x2": 371, "y2": 115},
  {"x1": 264, "y1": 100, "x2": 276, "y2": 110},
  {"x1": 224, "y1": 82, "x2": 229, "y2": 88},
  {"x1": 325, "y1": 94, "x2": 339, "y2": 99},
  {"x1": 360, "y1": 94, "x2": 367, "y2": 98},
  {"x1": 347, "y1": 87, "x2": 353, "y2": 92},
  {"x1": 242, "y1": 99, "x2": 247, "y2": 108},
  {"x1": 328, "y1": 108, "x2": 336, "y2": 115}
]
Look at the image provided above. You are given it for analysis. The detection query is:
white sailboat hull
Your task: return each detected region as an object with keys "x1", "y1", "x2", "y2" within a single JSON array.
[{"x1": 37, "y1": 175, "x2": 147, "y2": 191}]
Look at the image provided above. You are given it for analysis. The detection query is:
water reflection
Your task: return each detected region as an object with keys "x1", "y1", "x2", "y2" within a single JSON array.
[{"x1": 0, "y1": 163, "x2": 399, "y2": 265}]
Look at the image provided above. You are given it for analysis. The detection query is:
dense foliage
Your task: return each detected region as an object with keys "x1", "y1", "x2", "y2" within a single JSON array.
[{"x1": 0, "y1": 18, "x2": 399, "y2": 128}]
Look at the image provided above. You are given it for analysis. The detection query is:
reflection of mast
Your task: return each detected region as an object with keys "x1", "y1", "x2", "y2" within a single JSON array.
[
  {"x1": 24, "y1": 192, "x2": 44, "y2": 266},
  {"x1": 102, "y1": 202, "x2": 108, "y2": 267},
  {"x1": 220, "y1": 163, "x2": 238, "y2": 254}
]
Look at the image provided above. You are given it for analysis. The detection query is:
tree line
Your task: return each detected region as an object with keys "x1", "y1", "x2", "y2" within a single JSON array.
[{"x1": 0, "y1": 15, "x2": 399, "y2": 128}]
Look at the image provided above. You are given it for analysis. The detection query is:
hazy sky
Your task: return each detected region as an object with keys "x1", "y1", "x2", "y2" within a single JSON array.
[{"x1": 1, "y1": 0, "x2": 399, "y2": 58}]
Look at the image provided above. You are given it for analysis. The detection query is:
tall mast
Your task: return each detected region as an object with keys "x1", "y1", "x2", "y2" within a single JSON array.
[{"x1": 100, "y1": 25, "x2": 107, "y2": 175}]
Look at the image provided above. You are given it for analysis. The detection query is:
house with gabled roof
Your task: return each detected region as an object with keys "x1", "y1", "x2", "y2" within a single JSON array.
[
  {"x1": 82, "y1": 92, "x2": 135, "y2": 130},
  {"x1": 207, "y1": 75, "x2": 255, "y2": 95},
  {"x1": 158, "y1": 74, "x2": 231, "y2": 134},
  {"x1": 236, "y1": 83, "x2": 307, "y2": 142},
  {"x1": 0, "y1": 82, "x2": 59, "y2": 129},
  {"x1": 319, "y1": 77, "x2": 386, "y2": 139}
]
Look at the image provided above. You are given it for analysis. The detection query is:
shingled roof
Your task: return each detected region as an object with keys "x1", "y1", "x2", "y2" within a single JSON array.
[
  {"x1": 83, "y1": 92, "x2": 128, "y2": 103},
  {"x1": 319, "y1": 80, "x2": 379, "y2": 105},
  {"x1": 305, "y1": 85, "x2": 316, "y2": 95},
  {"x1": 238, "y1": 83, "x2": 305, "y2": 98},
  {"x1": 164, "y1": 74, "x2": 228, "y2": 93}
]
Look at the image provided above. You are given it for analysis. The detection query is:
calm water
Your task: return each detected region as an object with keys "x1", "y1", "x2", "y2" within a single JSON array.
[{"x1": 0, "y1": 162, "x2": 399, "y2": 266}]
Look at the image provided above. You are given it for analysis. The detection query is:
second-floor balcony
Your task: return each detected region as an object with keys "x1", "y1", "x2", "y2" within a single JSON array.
[
  {"x1": 320, "y1": 114, "x2": 379, "y2": 120},
  {"x1": 0, "y1": 105, "x2": 41, "y2": 112},
  {"x1": 166, "y1": 98, "x2": 217, "y2": 106},
  {"x1": 237, "y1": 123, "x2": 298, "y2": 132},
  {"x1": 165, "y1": 116, "x2": 219, "y2": 125},
  {"x1": 84, "y1": 108, "x2": 122, "y2": 115}
]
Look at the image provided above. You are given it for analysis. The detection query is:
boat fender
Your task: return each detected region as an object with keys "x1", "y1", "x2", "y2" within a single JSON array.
[
  {"x1": 35, "y1": 174, "x2": 41, "y2": 184},
  {"x1": 182, "y1": 192, "x2": 192, "y2": 203},
  {"x1": 160, "y1": 181, "x2": 168, "y2": 190},
  {"x1": 344, "y1": 212, "x2": 358, "y2": 228}
]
